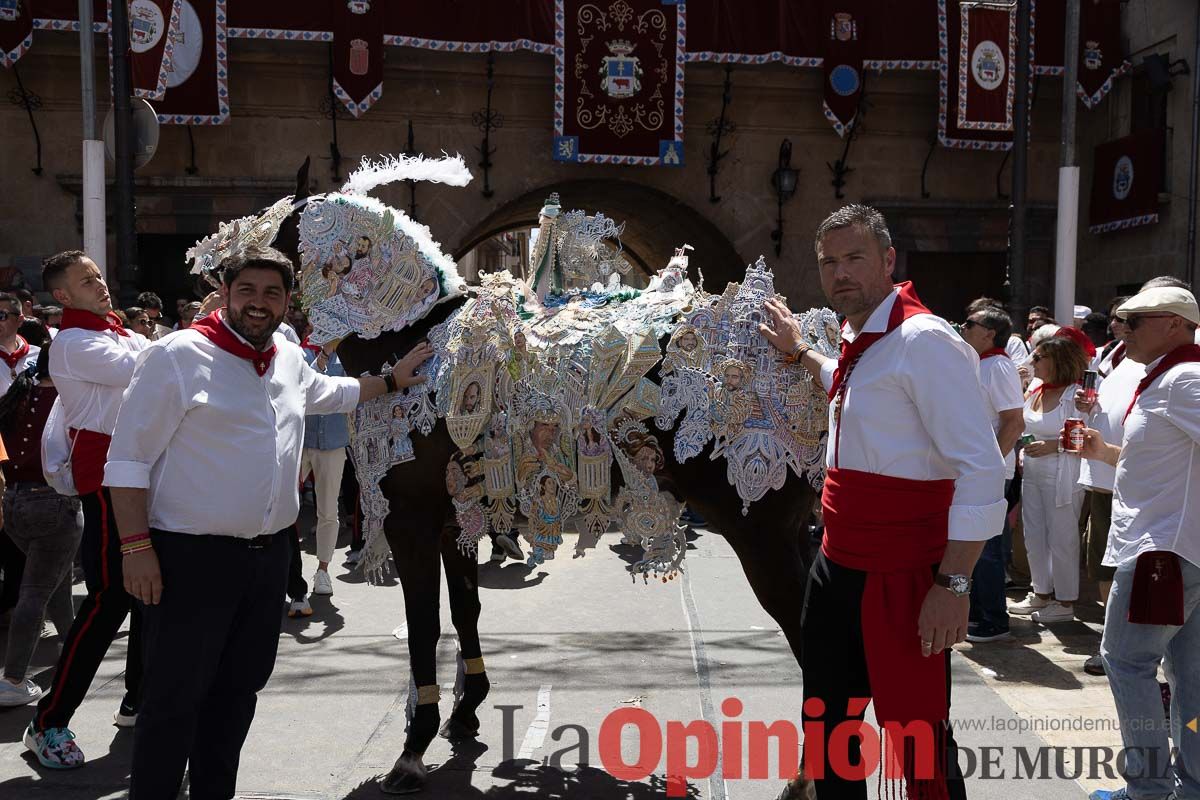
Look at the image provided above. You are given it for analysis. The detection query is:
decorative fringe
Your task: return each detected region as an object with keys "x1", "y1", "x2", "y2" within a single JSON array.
[{"x1": 341, "y1": 153, "x2": 473, "y2": 196}]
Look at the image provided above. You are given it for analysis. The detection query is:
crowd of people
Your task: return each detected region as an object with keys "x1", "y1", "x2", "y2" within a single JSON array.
[{"x1": 0, "y1": 204, "x2": 1194, "y2": 800}]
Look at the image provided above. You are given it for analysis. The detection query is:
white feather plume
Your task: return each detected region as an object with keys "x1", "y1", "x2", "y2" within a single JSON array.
[{"x1": 340, "y1": 153, "x2": 473, "y2": 196}]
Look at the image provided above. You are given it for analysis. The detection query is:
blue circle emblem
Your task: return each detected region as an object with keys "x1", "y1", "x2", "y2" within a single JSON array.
[{"x1": 830, "y1": 65, "x2": 860, "y2": 97}]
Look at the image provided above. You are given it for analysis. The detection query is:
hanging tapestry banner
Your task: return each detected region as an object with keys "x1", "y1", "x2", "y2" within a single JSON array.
[
  {"x1": 153, "y1": 0, "x2": 228, "y2": 124},
  {"x1": 939, "y1": 0, "x2": 1028, "y2": 150},
  {"x1": 127, "y1": 0, "x2": 182, "y2": 100},
  {"x1": 332, "y1": 0, "x2": 383, "y2": 116},
  {"x1": 1077, "y1": 0, "x2": 1128, "y2": 109},
  {"x1": 956, "y1": 2, "x2": 1016, "y2": 132},
  {"x1": 821, "y1": 0, "x2": 865, "y2": 137},
  {"x1": 0, "y1": 0, "x2": 33, "y2": 68},
  {"x1": 553, "y1": 0, "x2": 685, "y2": 167},
  {"x1": 1088, "y1": 129, "x2": 1163, "y2": 234}
]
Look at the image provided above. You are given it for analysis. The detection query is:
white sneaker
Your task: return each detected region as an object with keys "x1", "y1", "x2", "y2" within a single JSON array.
[
  {"x1": 287, "y1": 597, "x2": 313, "y2": 618},
  {"x1": 1032, "y1": 602, "x2": 1074, "y2": 623},
  {"x1": 0, "y1": 678, "x2": 45, "y2": 707},
  {"x1": 311, "y1": 569, "x2": 333, "y2": 596},
  {"x1": 1008, "y1": 592, "x2": 1051, "y2": 616},
  {"x1": 344, "y1": 549, "x2": 362, "y2": 566}
]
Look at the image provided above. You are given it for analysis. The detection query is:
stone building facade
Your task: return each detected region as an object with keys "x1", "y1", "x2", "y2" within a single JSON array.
[{"x1": 4, "y1": 19, "x2": 1172, "y2": 321}]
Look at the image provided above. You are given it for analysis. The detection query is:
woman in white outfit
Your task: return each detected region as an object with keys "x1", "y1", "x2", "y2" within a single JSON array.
[{"x1": 1012, "y1": 335, "x2": 1089, "y2": 623}]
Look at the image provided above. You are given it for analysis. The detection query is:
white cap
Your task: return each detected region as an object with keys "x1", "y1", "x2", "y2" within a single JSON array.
[
  {"x1": 1117, "y1": 287, "x2": 1200, "y2": 326},
  {"x1": 1073, "y1": 304, "x2": 1092, "y2": 320}
]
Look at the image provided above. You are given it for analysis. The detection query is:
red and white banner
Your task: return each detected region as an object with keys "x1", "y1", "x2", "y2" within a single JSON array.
[
  {"x1": 154, "y1": 0, "x2": 228, "y2": 124},
  {"x1": 1077, "y1": 0, "x2": 1128, "y2": 109},
  {"x1": 128, "y1": 0, "x2": 182, "y2": 99},
  {"x1": 0, "y1": 0, "x2": 33, "y2": 68},
  {"x1": 332, "y1": 0, "x2": 383, "y2": 117},
  {"x1": 821, "y1": 1, "x2": 865, "y2": 137},
  {"x1": 956, "y1": 2, "x2": 1016, "y2": 132},
  {"x1": 1088, "y1": 130, "x2": 1163, "y2": 234},
  {"x1": 553, "y1": 0, "x2": 685, "y2": 166}
]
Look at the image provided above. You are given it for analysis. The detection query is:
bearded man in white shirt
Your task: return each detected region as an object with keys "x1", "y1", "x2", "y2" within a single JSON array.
[
  {"x1": 1080, "y1": 286, "x2": 1200, "y2": 800},
  {"x1": 761, "y1": 205, "x2": 1006, "y2": 800},
  {"x1": 23, "y1": 251, "x2": 150, "y2": 771},
  {"x1": 103, "y1": 247, "x2": 430, "y2": 799}
]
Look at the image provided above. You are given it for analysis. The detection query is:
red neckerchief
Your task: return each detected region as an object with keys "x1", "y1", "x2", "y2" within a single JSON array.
[
  {"x1": 980, "y1": 347, "x2": 1008, "y2": 359},
  {"x1": 1027, "y1": 381, "x2": 1071, "y2": 400},
  {"x1": 1123, "y1": 344, "x2": 1200, "y2": 423},
  {"x1": 0, "y1": 336, "x2": 30, "y2": 370},
  {"x1": 189, "y1": 310, "x2": 277, "y2": 377},
  {"x1": 60, "y1": 307, "x2": 129, "y2": 337},
  {"x1": 828, "y1": 282, "x2": 932, "y2": 466},
  {"x1": 1109, "y1": 341, "x2": 1126, "y2": 370},
  {"x1": 300, "y1": 336, "x2": 322, "y2": 356}
]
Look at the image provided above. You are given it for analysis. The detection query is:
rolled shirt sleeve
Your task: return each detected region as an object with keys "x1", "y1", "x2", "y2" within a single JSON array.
[
  {"x1": 104, "y1": 346, "x2": 188, "y2": 489},
  {"x1": 303, "y1": 363, "x2": 361, "y2": 416},
  {"x1": 819, "y1": 358, "x2": 836, "y2": 395},
  {"x1": 901, "y1": 327, "x2": 1008, "y2": 541}
]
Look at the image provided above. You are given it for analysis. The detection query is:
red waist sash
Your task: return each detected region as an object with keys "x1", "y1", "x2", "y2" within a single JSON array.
[
  {"x1": 69, "y1": 429, "x2": 112, "y2": 497},
  {"x1": 822, "y1": 467, "x2": 953, "y2": 798}
]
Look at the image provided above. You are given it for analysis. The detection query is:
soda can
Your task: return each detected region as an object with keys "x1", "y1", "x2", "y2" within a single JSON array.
[
  {"x1": 1019, "y1": 433, "x2": 1036, "y2": 448},
  {"x1": 1063, "y1": 417, "x2": 1086, "y2": 453},
  {"x1": 1082, "y1": 370, "x2": 1099, "y2": 404}
]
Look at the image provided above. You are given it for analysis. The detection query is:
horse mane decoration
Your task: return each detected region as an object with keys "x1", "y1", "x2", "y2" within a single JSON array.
[{"x1": 185, "y1": 162, "x2": 840, "y2": 586}]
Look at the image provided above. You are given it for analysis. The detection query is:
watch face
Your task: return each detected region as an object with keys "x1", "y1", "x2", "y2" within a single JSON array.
[{"x1": 950, "y1": 575, "x2": 970, "y2": 594}]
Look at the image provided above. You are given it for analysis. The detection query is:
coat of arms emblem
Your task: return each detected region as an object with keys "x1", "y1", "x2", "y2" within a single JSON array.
[
  {"x1": 349, "y1": 38, "x2": 369, "y2": 76},
  {"x1": 971, "y1": 40, "x2": 1005, "y2": 91},
  {"x1": 1084, "y1": 40, "x2": 1103, "y2": 70},
  {"x1": 129, "y1": 0, "x2": 165, "y2": 53},
  {"x1": 599, "y1": 40, "x2": 642, "y2": 99},
  {"x1": 831, "y1": 12, "x2": 857, "y2": 42},
  {"x1": 347, "y1": 1, "x2": 370, "y2": 13},
  {"x1": 1113, "y1": 155, "x2": 1134, "y2": 200},
  {"x1": 0, "y1": 0, "x2": 21, "y2": 23}
]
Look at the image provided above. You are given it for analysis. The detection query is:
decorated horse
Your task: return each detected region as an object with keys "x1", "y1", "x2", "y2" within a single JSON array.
[{"x1": 187, "y1": 156, "x2": 837, "y2": 795}]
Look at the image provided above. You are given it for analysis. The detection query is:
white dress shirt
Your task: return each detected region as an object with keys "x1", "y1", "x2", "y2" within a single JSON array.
[
  {"x1": 1006, "y1": 334, "x2": 1031, "y2": 365},
  {"x1": 0, "y1": 342, "x2": 41, "y2": 395},
  {"x1": 49, "y1": 327, "x2": 150, "y2": 435},
  {"x1": 1079, "y1": 356, "x2": 1145, "y2": 492},
  {"x1": 979, "y1": 354, "x2": 1025, "y2": 480},
  {"x1": 818, "y1": 289, "x2": 1007, "y2": 542},
  {"x1": 1104, "y1": 358, "x2": 1200, "y2": 569},
  {"x1": 104, "y1": 324, "x2": 360, "y2": 538}
]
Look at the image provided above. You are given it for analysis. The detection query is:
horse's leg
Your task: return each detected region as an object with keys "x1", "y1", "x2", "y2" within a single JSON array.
[
  {"x1": 380, "y1": 504, "x2": 445, "y2": 794},
  {"x1": 438, "y1": 522, "x2": 489, "y2": 740}
]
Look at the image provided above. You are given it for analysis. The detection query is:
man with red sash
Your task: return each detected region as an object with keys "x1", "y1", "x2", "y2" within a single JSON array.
[
  {"x1": 0, "y1": 292, "x2": 40, "y2": 393},
  {"x1": 24, "y1": 251, "x2": 150, "y2": 770},
  {"x1": 103, "y1": 247, "x2": 431, "y2": 798},
  {"x1": 762, "y1": 205, "x2": 1005, "y2": 799},
  {"x1": 1080, "y1": 286, "x2": 1200, "y2": 800}
]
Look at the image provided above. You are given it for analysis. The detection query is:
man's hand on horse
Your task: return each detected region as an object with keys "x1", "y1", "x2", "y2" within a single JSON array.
[
  {"x1": 393, "y1": 342, "x2": 435, "y2": 388},
  {"x1": 759, "y1": 298, "x2": 802, "y2": 355}
]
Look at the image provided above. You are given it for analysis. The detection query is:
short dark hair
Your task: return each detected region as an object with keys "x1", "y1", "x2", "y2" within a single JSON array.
[
  {"x1": 1140, "y1": 275, "x2": 1192, "y2": 292},
  {"x1": 814, "y1": 204, "x2": 893, "y2": 255},
  {"x1": 970, "y1": 307, "x2": 1013, "y2": 349},
  {"x1": 136, "y1": 291, "x2": 163, "y2": 310},
  {"x1": 42, "y1": 250, "x2": 90, "y2": 291},
  {"x1": 124, "y1": 306, "x2": 145, "y2": 320},
  {"x1": 0, "y1": 292, "x2": 18, "y2": 311},
  {"x1": 1033, "y1": 336, "x2": 1089, "y2": 386},
  {"x1": 14, "y1": 289, "x2": 32, "y2": 304},
  {"x1": 966, "y1": 296, "x2": 1006, "y2": 315},
  {"x1": 1028, "y1": 305, "x2": 1051, "y2": 317},
  {"x1": 1082, "y1": 311, "x2": 1109, "y2": 337},
  {"x1": 18, "y1": 319, "x2": 51, "y2": 347},
  {"x1": 1107, "y1": 295, "x2": 1131, "y2": 315},
  {"x1": 220, "y1": 246, "x2": 295, "y2": 293}
]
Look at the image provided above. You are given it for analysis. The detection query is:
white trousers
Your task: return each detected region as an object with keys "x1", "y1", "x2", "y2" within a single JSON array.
[
  {"x1": 1020, "y1": 466, "x2": 1083, "y2": 602},
  {"x1": 301, "y1": 446, "x2": 347, "y2": 565}
]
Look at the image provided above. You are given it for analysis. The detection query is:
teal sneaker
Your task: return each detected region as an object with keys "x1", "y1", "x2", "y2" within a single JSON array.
[
  {"x1": 23, "y1": 722, "x2": 85, "y2": 769},
  {"x1": 1088, "y1": 790, "x2": 1131, "y2": 800}
]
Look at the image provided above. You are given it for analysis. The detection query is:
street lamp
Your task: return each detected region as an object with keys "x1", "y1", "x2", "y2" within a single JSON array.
[{"x1": 770, "y1": 139, "x2": 799, "y2": 257}]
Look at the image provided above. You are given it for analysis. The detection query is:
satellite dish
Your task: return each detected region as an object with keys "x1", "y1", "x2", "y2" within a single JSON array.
[{"x1": 103, "y1": 98, "x2": 161, "y2": 170}]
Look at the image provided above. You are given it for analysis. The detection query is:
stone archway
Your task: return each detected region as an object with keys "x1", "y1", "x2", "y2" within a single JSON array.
[{"x1": 453, "y1": 179, "x2": 744, "y2": 290}]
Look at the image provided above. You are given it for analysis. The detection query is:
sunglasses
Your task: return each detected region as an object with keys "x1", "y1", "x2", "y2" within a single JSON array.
[
  {"x1": 1112, "y1": 313, "x2": 1174, "y2": 330},
  {"x1": 0, "y1": 311, "x2": 13, "y2": 322}
]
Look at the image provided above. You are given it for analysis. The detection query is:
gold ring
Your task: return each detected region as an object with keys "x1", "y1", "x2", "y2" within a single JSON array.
[{"x1": 921, "y1": 640, "x2": 933, "y2": 646}]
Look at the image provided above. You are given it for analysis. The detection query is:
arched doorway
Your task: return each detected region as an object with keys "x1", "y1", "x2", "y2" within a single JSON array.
[{"x1": 453, "y1": 179, "x2": 744, "y2": 291}]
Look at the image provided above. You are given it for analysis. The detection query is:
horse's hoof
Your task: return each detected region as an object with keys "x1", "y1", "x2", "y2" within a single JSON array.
[
  {"x1": 381, "y1": 753, "x2": 427, "y2": 795},
  {"x1": 439, "y1": 716, "x2": 480, "y2": 741}
]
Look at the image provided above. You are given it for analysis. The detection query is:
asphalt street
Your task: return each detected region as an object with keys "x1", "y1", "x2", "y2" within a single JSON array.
[{"x1": 0, "y1": 524, "x2": 1089, "y2": 799}]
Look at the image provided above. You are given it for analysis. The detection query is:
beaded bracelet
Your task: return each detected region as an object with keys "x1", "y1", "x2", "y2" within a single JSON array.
[
  {"x1": 121, "y1": 532, "x2": 151, "y2": 546},
  {"x1": 121, "y1": 541, "x2": 154, "y2": 557}
]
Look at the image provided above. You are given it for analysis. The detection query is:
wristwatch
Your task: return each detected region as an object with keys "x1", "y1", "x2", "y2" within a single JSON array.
[{"x1": 934, "y1": 573, "x2": 971, "y2": 597}]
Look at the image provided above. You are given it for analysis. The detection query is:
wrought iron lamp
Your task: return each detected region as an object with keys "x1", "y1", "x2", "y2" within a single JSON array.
[{"x1": 770, "y1": 139, "x2": 799, "y2": 257}]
